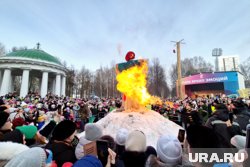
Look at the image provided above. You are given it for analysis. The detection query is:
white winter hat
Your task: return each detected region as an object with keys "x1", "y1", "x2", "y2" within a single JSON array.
[
  {"x1": 115, "y1": 128, "x2": 129, "y2": 146},
  {"x1": 156, "y1": 135, "x2": 182, "y2": 165},
  {"x1": 231, "y1": 135, "x2": 246, "y2": 150},
  {"x1": 125, "y1": 130, "x2": 146, "y2": 152}
]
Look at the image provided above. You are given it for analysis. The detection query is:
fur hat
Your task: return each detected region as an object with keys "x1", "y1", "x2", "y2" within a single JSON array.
[
  {"x1": 125, "y1": 130, "x2": 146, "y2": 152},
  {"x1": 115, "y1": 128, "x2": 129, "y2": 146},
  {"x1": 231, "y1": 135, "x2": 246, "y2": 150},
  {"x1": 85, "y1": 123, "x2": 103, "y2": 141},
  {"x1": 5, "y1": 147, "x2": 47, "y2": 167},
  {"x1": 51, "y1": 120, "x2": 76, "y2": 141},
  {"x1": 0, "y1": 111, "x2": 10, "y2": 129},
  {"x1": 2, "y1": 129, "x2": 24, "y2": 144},
  {"x1": 156, "y1": 135, "x2": 182, "y2": 165},
  {"x1": 73, "y1": 155, "x2": 102, "y2": 167}
]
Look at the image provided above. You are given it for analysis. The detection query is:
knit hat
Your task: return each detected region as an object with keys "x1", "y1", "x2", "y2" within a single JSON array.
[
  {"x1": 5, "y1": 147, "x2": 47, "y2": 167},
  {"x1": 156, "y1": 135, "x2": 182, "y2": 165},
  {"x1": 125, "y1": 130, "x2": 146, "y2": 152},
  {"x1": 39, "y1": 120, "x2": 56, "y2": 138},
  {"x1": 73, "y1": 155, "x2": 103, "y2": 167},
  {"x1": 0, "y1": 111, "x2": 10, "y2": 129},
  {"x1": 2, "y1": 129, "x2": 24, "y2": 144},
  {"x1": 115, "y1": 128, "x2": 129, "y2": 146},
  {"x1": 85, "y1": 123, "x2": 103, "y2": 141},
  {"x1": 12, "y1": 117, "x2": 25, "y2": 129},
  {"x1": 51, "y1": 120, "x2": 76, "y2": 141},
  {"x1": 16, "y1": 125, "x2": 38, "y2": 139},
  {"x1": 231, "y1": 135, "x2": 246, "y2": 150}
]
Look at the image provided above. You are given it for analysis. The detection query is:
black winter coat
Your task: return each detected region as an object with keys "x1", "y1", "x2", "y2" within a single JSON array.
[{"x1": 45, "y1": 141, "x2": 77, "y2": 167}]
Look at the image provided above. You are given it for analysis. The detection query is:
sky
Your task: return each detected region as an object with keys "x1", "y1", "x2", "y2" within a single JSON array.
[{"x1": 0, "y1": 0, "x2": 250, "y2": 79}]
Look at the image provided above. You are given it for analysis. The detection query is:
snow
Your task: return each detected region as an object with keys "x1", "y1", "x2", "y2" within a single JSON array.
[{"x1": 94, "y1": 110, "x2": 183, "y2": 148}]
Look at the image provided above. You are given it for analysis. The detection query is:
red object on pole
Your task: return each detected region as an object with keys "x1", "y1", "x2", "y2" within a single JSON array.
[{"x1": 125, "y1": 51, "x2": 135, "y2": 61}]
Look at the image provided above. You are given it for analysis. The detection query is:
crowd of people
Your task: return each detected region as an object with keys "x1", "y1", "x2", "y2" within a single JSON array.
[{"x1": 0, "y1": 92, "x2": 250, "y2": 167}]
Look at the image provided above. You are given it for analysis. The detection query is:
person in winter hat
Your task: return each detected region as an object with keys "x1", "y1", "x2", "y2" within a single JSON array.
[
  {"x1": 0, "y1": 111, "x2": 12, "y2": 136},
  {"x1": 123, "y1": 130, "x2": 147, "y2": 167},
  {"x1": 125, "y1": 130, "x2": 146, "y2": 152},
  {"x1": 145, "y1": 135, "x2": 194, "y2": 167},
  {"x1": 0, "y1": 142, "x2": 29, "y2": 166},
  {"x1": 115, "y1": 128, "x2": 129, "y2": 146},
  {"x1": 156, "y1": 135, "x2": 182, "y2": 166},
  {"x1": 5, "y1": 147, "x2": 50, "y2": 167},
  {"x1": 45, "y1": 120, "x2": 77, "y2": 167},
  {"x1": 115, "y1": 128, "x2": 129, "y2": 166},
  {"x1": 75, "y1": 123, "x2": 103, "y2": 159}
]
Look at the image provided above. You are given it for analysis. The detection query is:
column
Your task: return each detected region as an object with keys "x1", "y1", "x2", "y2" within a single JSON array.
[
  {"x1": 55, "y1": 73, "x2": 61, "y2": 96},
  {"x1": 9, "y1": 76, "x2": 14, "y2": 92},
  {"x1": 52, "y1": 78, "x2": 56, "y2": 94},
  {"x1": 0, "y1": 70, "x2": 2, "y2": 91},
  {"x1": 40, "y1": 71, "x2": 48, "y2": 97},
  {"x1": 20, "y1": 69, "x2": 30, "y2": 97},
  {"x1": 61, "y1": 75, "x2": 66, "y2": 96},
  {"x1": 0, "y1": 69, "x2": 11, "y2": 96}
]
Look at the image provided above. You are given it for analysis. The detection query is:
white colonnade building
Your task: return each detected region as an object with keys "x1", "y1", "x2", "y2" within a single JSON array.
[{"x1": 0, "y1": 48, "x2": 67, "y2": 97}]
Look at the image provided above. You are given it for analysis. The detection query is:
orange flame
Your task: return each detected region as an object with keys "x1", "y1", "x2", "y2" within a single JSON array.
[{"x1": 116, "y1": 60, "x2": 161, "y2": 110}]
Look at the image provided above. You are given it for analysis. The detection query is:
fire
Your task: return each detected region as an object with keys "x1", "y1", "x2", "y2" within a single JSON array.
[{"x1": 116, "y1": 60, "x2": 161, "y2": 110}]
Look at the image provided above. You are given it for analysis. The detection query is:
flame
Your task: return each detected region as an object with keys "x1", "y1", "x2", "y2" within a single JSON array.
[{"x1": 116, "y1": 60, "x2": 161, "y2": 110}]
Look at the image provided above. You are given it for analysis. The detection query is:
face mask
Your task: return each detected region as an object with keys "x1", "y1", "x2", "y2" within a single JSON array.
[
  {"x1": 71, "y1": 136, "x2": 79, "y2": 148},
  {"x1": 24, "y1": 108, "x2": 30, "y2": 112}
]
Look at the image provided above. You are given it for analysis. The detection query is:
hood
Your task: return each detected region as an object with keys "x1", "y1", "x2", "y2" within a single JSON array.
[{"x1": 0, "y1": 142, "x2": 29, "y2": 160}]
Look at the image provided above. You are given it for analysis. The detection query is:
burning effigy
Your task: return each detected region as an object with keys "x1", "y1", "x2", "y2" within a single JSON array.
[{"x1": 95, "y1": 52, "x2": 183, "y2": 147}]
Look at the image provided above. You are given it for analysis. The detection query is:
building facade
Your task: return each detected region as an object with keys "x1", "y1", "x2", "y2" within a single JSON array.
[
  {"x1": 0, "y1": 49, "x2": 67, "y2": 97},
  {"x1": 180, "y1": 71, "x2": 245, "y2": 97}
]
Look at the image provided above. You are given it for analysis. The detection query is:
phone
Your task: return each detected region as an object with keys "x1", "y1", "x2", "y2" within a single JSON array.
[
  {"x1": 178, "y1": 129, "x2": 185, "y2": 143},
  {"x1": 245, "y1": 124, "x2": 250, "y2": 148},
  {"x1": 96, "y1": 140, "x2": 110, "y2": 157}
]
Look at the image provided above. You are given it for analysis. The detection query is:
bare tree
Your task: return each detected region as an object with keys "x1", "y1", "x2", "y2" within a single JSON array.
[
  {"x1": 65, "y1": 65, "x2": 76, "y2": 97},
  {"x1": 240, "y1": 57, "x2": 250, "y2": 88},
  {"x1": 147, "y1": 58, "x2": 170, "y2": 98}
]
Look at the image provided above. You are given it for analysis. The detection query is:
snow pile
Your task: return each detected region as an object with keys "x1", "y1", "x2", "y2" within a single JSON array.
[{"x1": 95, "y1": 110, "x2": 183, "y2": 148}]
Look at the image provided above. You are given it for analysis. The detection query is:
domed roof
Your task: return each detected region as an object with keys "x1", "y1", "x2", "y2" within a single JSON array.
[{"x1": 4, "y1": 49, "x2": 62, "y2": 65}]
